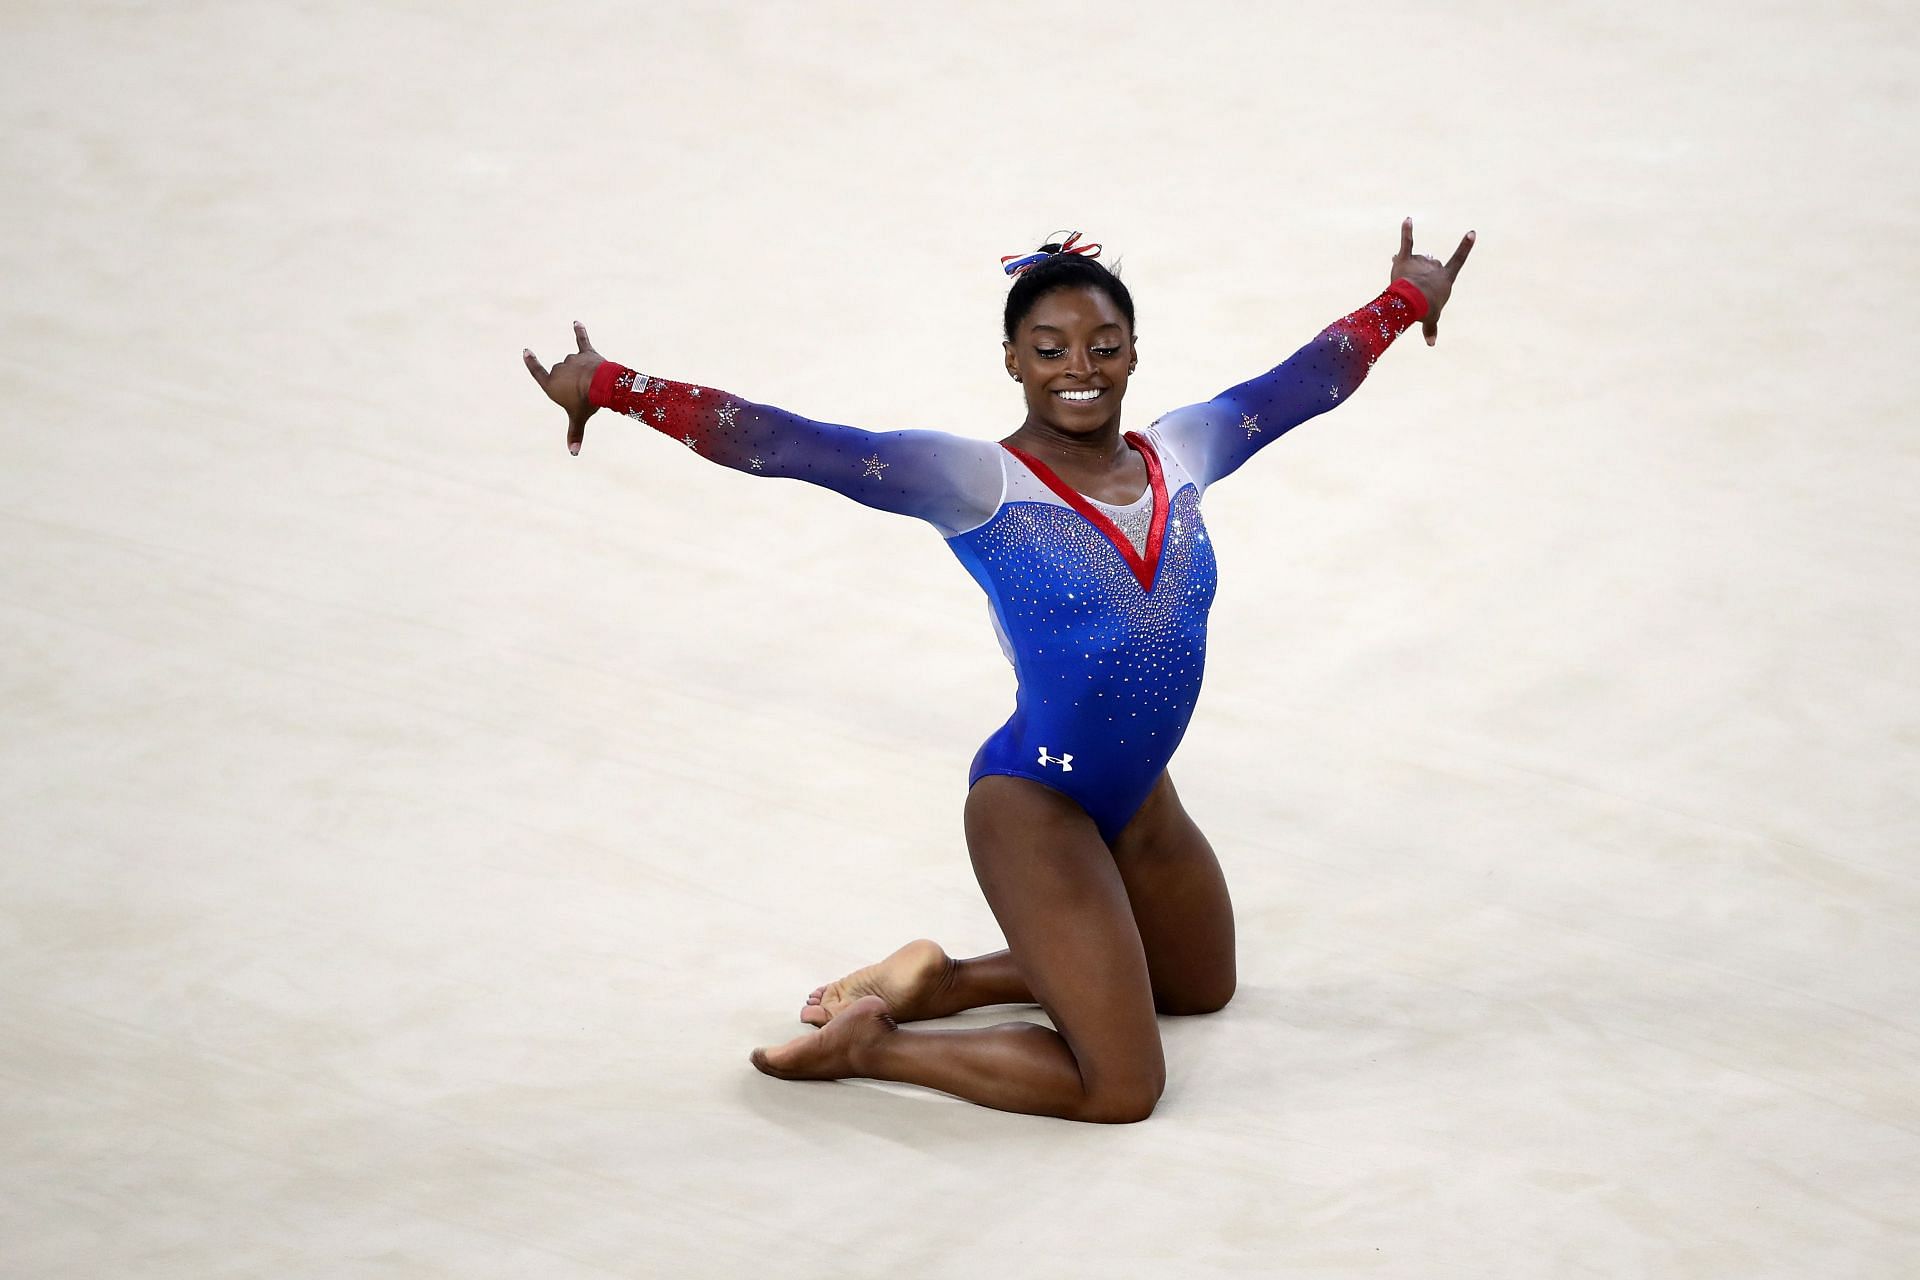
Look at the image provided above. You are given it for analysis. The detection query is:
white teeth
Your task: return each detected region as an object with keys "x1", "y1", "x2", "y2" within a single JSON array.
[{"x1": 1056, "y1": 389, "x2": 1103, "y2": 401}]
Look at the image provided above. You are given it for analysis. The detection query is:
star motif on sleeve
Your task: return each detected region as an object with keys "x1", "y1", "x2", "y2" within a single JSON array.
[
  {"x1": 613, "y1": 371, "x2": 635, "y2": 392},
  {"x1": 1329, "y1": 386, "x2": 1341, "y2": 400},
  {"x1": 652, "y1": 406, "x2": 667, "y2": 423},
  {"x1": 748, "y1": 456, "x2": 764, "y2": 470},
  {"x1": 860, "y1": 454, "x2": 889, "y2": 479},
  {"x1": 688, "y1": 386, "x2": 701, "y2": 397},
  {"x1": 680, "y1": 433, "x2": 699, "y2": 450},
  {"x1": 717, "y1": 401, "x2": 740, "y2": 428},
  {"x1": 1240, "y1": 412, "x2": 1261, "y2": 439}
]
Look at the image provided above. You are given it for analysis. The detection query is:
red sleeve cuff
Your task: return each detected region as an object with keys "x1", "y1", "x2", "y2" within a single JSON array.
[
  {"x1": 1386, "y1": 276, "x2": 1431, "y2": 321},
  {"x1": 588, "y1": 360, "x2": 631, "y2": 409}
]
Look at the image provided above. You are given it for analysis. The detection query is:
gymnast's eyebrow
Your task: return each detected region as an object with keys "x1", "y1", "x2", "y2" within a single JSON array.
[{"x1": 1028, "y1": 321, "x2": 1125, "y2": 333}]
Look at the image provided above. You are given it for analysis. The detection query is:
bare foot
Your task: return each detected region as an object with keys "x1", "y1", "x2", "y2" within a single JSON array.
[
  {"x1": 750, "y1": 994, "x2": 894, "y2": 1081},
  {"x1": 800, "y1": 938, "x2": 954, "y2": 1027}
]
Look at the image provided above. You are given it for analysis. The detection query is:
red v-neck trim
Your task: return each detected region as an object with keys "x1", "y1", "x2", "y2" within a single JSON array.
[{"x1": 1001, "y1": 432, "x2": 1170, "y2": 591}]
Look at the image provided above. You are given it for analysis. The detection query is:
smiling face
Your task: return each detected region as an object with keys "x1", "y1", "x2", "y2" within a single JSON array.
[{"x1": 1003, "y1": 285, "x2": 1138, "y2": 436}]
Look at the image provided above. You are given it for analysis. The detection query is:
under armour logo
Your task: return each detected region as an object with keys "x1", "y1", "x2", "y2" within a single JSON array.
[{"x1": 1037, "y1": 746, "x2": 1073, "y2": 772}]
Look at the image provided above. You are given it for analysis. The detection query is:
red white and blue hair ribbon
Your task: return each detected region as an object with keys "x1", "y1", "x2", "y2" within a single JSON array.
[{"x1": 1000, "y1": 230, "x2": 1103, "y2": 279}]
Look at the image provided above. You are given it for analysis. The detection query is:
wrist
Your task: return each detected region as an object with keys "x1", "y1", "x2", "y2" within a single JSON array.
[
  {"x1": 1386, "y1": 276, "x2": 1431, "y2": 321},
  {"x1": 587, "y1": 358, "x2": 628, "y2": 409}
]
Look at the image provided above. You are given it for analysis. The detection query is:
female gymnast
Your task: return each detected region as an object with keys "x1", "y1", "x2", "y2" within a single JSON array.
[{"x1": 523, "y1": 219, "x2": 1474, "y2": 1123}]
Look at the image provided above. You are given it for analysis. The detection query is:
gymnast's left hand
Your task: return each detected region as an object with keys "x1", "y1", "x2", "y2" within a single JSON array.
[
  {"x1": 1391, "y1": 218, "x2": 1475, "y2": 347},
  {"x1": 524, "y1": 321, "x2": 606, "y2": 455}
]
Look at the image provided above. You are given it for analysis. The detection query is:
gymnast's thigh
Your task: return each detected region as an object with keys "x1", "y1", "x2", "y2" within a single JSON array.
[
  {"x1": 963, "y1": 776, "x2": 1165, "y2": 1102},
  {"x1": 1108, "y1": 771, "x2": 1237, "y2": 1015}
]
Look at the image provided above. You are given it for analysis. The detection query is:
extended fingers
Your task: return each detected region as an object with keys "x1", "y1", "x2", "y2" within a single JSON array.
[
  {"x1": 574, "y1": 320, "x2": 596, "y2": 354},
  {"x1": 1399, "y1": 216, "x2": 1414, "y2": 259},
  {"x1": 1445, "y1": 229, "x2": 1477, "y2": 280},
  {"x1": 528, "y1": 337, "x2": 590, "y2": 454}
]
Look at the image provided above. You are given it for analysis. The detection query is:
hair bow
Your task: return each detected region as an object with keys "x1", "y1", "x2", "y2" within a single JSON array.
[{"x1": 1000, "y1": 229, "x2": 1103, "y2": 279}]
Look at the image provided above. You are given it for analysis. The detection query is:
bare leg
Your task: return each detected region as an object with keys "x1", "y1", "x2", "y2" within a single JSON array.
[
  {"x1": 753, "y1": 777, "x2": 1166, "y2": 1122},
  {"x1": 928, "y1": 949, "x2": 1031, "y2": 1015},
  {"x1": 1108, "y1": 771, "x2": 1237, "y2": 1015},
  {"x1": 802, "y1": 770, "x2": 1234, "y2": 1024}
]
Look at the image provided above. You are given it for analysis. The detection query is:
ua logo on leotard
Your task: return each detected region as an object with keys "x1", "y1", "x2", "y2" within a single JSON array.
[{"x1": 1037, "y1": 746, "x2": 1073, "y2": 772}]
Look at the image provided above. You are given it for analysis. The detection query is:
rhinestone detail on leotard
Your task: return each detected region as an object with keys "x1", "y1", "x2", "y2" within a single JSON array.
[
  {"x1": 955, "y1": 483, "x2": 1216, "y2": 742},
  {"x1": 1085, "y1": 487, "x2": 1155, "y2": 556}
]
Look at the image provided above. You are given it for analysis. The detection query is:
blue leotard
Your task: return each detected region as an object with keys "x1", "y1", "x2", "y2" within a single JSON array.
[{"x1": 588, "y1": 278, "x2": 1429, "y2": 841}]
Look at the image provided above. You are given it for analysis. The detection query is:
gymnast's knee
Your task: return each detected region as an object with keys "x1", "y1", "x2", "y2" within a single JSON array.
[
  {"x1": 1155, "y1": 975, "x2": 1236, "y2": 1017},
  {"x1": 1076, "y1": 1076, "x2": 1166, "y2": 1125}
]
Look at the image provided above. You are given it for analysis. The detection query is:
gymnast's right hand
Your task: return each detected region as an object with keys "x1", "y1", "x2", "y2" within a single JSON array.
[{"x1": 524, "y1": 321, "x2": 606, "y2": 455}]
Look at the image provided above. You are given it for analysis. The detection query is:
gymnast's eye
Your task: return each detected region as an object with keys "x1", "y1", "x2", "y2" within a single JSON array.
[
  {"x1": 1094, "y1": 346, "x2": 1120, "y2": 358},
  {"x1": 1036, "y1": 346, "x2": 1065, "y2": 359}
]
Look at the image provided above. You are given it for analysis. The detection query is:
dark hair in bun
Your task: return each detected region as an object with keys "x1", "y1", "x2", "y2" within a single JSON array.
[{"x1": 1003, "y1": 242, "x2": 1135, "y2": 342}]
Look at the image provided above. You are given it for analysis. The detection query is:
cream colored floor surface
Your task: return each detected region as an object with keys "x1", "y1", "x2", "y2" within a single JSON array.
[{"x1": 4, "y1": 3, "x2": 1916, "y2": 1276}]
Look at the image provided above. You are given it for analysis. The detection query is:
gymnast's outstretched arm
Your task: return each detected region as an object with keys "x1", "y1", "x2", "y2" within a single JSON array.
[
  {"x1": 1153, "y1": 219, "x2": 1474, "y2": 489},
  {"x1": 524, "y1": 323, "x2": 1003, "y2": 537}
]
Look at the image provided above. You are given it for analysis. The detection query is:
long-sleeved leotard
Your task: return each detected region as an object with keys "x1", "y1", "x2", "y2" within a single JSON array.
[{"x1": 588, "y1": 277, "x2": 1429, "y2": 840}]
